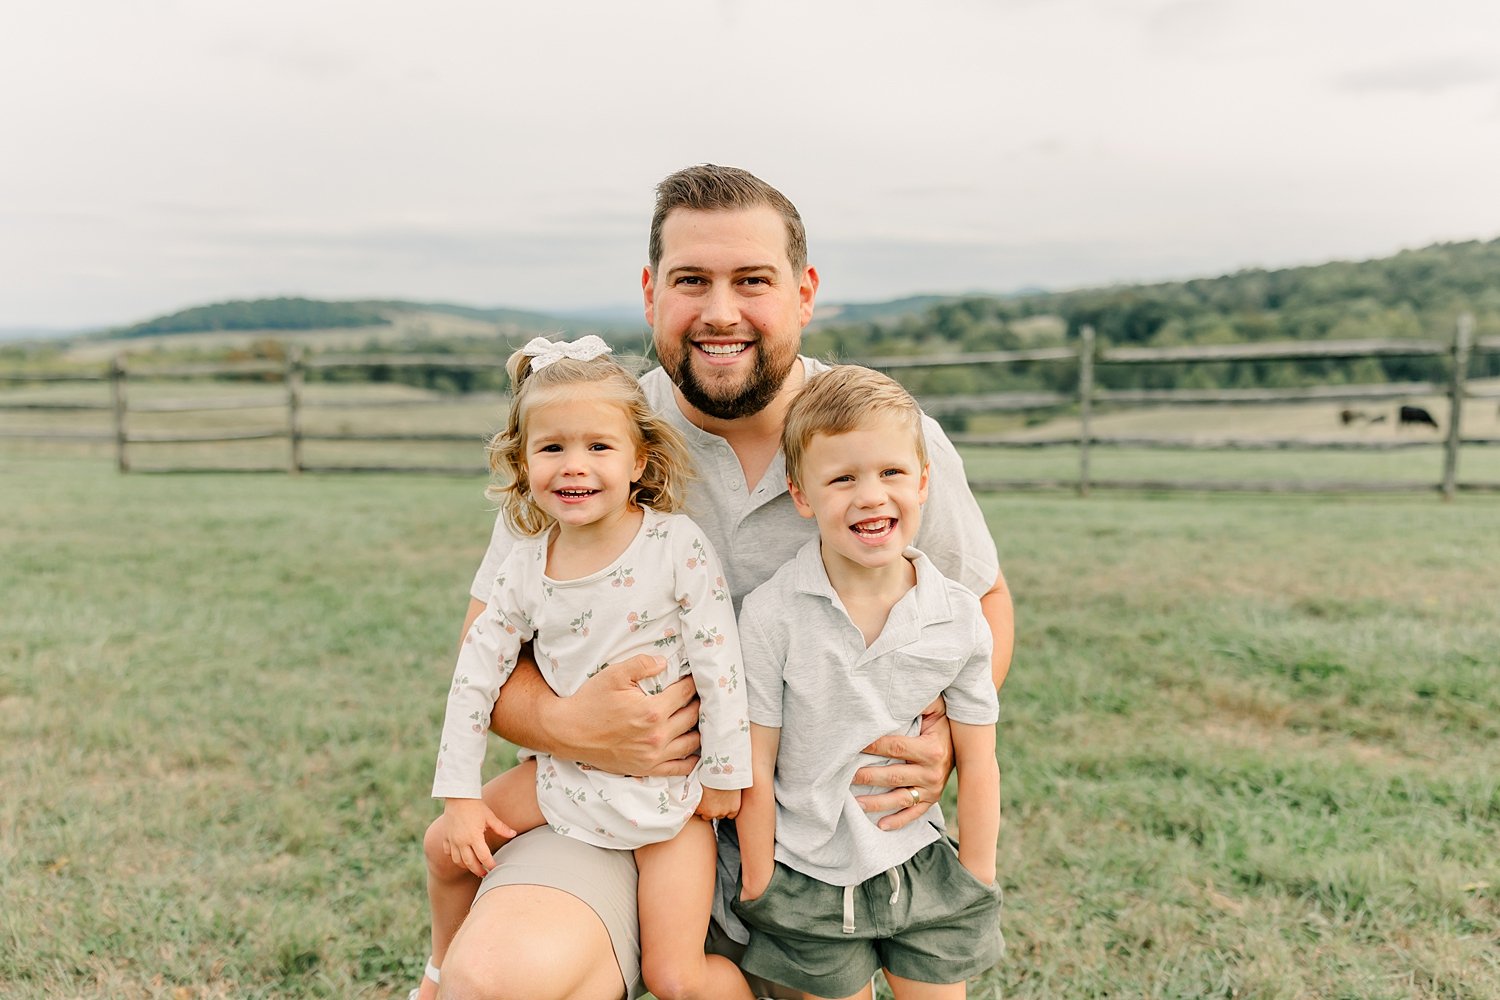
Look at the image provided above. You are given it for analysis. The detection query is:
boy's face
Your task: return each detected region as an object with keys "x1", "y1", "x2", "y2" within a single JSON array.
[{"x1": 788, "y1": 412, "x2": 930, "y2": 579}]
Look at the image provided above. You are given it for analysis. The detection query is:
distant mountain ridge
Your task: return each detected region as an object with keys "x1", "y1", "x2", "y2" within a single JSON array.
[{"x1": 79, "y1": 235, "x2": 1500, "y2": 351}]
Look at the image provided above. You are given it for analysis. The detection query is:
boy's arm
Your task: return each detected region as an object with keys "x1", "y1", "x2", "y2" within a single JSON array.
[
  {"x1": 857, "y1": 570, "x2": 1009, "y2": 828},
  {"x1": 736, "y1": 723, "x2": 781, "y2": 901},
  {"x1": 951, "y1": 719, "x2": 1000, "y2": 885}
]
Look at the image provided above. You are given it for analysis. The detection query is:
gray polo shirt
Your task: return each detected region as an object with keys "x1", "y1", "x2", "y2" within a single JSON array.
[
  {"x1": 470, "y1": 357, "x2": 1000, "y2": 605},
  {"x1": 739, "y1": 539, "x2": 997, "y2": 887}
]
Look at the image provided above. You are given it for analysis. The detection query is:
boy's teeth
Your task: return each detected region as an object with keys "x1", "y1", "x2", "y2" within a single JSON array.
[{"x1": 853, "y1": 519, "x2": 892, "y2": 534}]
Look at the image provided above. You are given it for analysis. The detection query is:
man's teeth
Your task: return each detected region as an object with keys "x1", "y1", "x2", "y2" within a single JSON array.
[{"x1": 699, "y1": 343, "x2": 749, "y2": 356}]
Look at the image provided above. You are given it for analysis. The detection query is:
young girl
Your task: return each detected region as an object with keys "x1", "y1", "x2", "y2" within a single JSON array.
[{"x1": 415, "y1": 335, "x2": 753, "y2": 1000}]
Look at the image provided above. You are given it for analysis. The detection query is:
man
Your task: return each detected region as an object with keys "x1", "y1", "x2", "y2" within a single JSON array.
[{"x1": 435, "y1": 165, "x2": 1013, "y2": 1000}]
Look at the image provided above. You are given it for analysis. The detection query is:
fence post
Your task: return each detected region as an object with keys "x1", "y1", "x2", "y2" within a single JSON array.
[
  {"x1": 110, "y1": 353, "x2": 129, "y2": 473},
  {"x1": 1078, "y1": 325, "x2": 1095, "y2": 497},
  {"x1": 286, "y1": 344, "x2": 304, "y2": 475},
  {"x1": 1441, "y1": 313, "x2": 1473, "y2": 500}
]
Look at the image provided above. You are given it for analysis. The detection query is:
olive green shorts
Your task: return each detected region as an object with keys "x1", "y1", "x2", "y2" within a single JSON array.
[{"x1": 731, "y1": 838, "x2": 1003, "y2": 998}]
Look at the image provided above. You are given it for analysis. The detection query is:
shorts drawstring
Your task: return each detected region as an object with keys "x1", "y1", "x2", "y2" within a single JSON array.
[{"x1": 841, "y1": 867, "x2": 902, "y2": 934}]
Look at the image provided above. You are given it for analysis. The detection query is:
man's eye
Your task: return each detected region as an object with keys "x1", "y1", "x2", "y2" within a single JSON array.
[
  {"x1": 676, "y1": 275, "x2": 706, "y2": 286},
  {"x1": 740, "y1": 276, "x2": 768, "y2": 286}
]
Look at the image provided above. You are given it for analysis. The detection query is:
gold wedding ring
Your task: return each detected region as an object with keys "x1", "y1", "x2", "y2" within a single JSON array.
[{"x1": 909, "y1": 787, "x2": 921, "y2": 806}]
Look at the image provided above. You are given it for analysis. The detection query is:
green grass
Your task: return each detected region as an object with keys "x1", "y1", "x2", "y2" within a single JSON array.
[{"x1": 2, "y1": 457, "x2": 1497, "y2": 998}]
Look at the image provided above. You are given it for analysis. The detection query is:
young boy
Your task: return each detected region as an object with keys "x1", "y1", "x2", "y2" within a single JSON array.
[{"x1": 732, "y1": 365, "x2": 1003, "y2": 1000}]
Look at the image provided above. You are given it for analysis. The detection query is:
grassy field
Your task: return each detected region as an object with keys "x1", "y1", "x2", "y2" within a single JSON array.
[{"x1": 1, "y1": 455, "x2": 1497, "y2": 999}]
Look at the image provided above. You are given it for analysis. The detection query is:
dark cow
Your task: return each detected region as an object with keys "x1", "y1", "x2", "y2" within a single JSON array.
[{"x1": 1399, "y1": 405, "x2": 1439, "y2": 429}]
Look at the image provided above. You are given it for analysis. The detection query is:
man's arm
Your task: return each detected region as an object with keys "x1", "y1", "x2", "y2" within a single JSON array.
[
  {"x1": 459, "y1": 596, "x2": 702, "y2": 777},
  {"x1": 982, "y1": 569, "x2": 1014, "y2": 690},
  {"x1": 854, "y1": 569, "x2": 1011, "y2": 829}
]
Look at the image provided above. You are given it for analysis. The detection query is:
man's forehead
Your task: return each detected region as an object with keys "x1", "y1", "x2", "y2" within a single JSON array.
[{"x1": 657, "y1": 205, "x2": 792, "y2": 271}]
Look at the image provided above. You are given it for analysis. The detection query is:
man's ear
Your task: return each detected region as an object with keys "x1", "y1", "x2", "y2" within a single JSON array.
[
  {"x1": 798, "y1": 265, "x2": 819, "y2": 327},
  {"x1": 787, "y1": 477, "x2": 816, "y2": 519},
  {"x1": 641, "y1": 266, "x2": 656, "y2": 326}
]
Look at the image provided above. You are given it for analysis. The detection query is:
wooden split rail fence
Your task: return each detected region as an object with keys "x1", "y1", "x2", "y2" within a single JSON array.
[{"x1": 2, "y1": 317, "x2": 1498, "y2": 497}]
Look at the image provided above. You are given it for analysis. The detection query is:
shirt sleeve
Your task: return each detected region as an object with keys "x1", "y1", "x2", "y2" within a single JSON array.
[
  {"x1": 673, "y1": 522, "x2": 752, "y2": 791},
  {"x1": 915, "y1": 416, "x2": 1000, "y2": 597},
  {"x1": 942, "y1": 595, "x2": 999, "y2": 726},
  {"x1": 469, "y1": 510, "x2": 523, "y2": 602},
  {"x1": 738, "y1": 588, "x2": 785, "y2": 729},
  {"x1": 434, "y1": 550, "x2": 536, "y2": 799}
]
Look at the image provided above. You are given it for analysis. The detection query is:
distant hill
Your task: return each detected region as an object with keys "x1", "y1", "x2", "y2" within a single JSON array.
[{"x1": 103, "y1": 296, "x2": 641, "y2": 341}]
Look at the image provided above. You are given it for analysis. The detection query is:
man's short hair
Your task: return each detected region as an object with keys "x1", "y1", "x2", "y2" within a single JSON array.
[
  {"x1": 649, "y1": 164, "x2": 808, "y2": 274},
  {"x1": 783, "y1": 365, "x2": 928, "y2": 488}
]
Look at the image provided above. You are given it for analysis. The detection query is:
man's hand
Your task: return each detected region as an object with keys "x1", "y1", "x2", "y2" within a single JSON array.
[
  {"x1": 441, "y1": 798, "x2": 517, "y2": 878},
  {"x1": 551, "y1": 654, "x2": 702, "y2": 776},
  {"x1": 696, "y1": 787, "x2": 740, "y2": 820},
  {"x1": 853, "y1": 697, "x2": 954, "y2": 831}
]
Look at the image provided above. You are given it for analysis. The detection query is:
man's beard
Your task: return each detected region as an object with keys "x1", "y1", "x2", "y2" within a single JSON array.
[{"x1": 665, "y1": 339, "x2": 795, "y2": 420}]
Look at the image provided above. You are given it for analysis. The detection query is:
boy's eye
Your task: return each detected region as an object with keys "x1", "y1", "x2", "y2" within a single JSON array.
[
  {"x1": 881, "y1": 468, "x2": 905, "y2": 478},
  {"x1": 830, "y1": 474, "x2": 854, "y2": 484}
]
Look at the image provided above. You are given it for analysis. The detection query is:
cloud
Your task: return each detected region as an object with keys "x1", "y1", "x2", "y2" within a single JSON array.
[{"x1": 1333, "y1": 56, "x2": 1499, "y2": 95}]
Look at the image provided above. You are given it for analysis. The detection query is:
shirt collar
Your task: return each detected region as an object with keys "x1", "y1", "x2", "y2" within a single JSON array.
[{"x1": 792, "y1": 537, "x2": 956, "y2": 628}]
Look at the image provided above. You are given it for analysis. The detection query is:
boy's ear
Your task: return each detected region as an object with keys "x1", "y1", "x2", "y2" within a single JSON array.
[
  {"x1": 787, "y1": 477, "x2": 816, "y2": 519},
  {"x1": 918, "y1": 463, "x2": 930, "y2": 504}
]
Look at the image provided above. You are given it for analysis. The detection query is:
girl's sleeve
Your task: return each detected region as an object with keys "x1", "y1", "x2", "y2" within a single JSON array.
[
  {"x1": 674, "y1": 525, "x2": 752, "y2": 791},
  {"x1": 432, "y1": 552, "x2": 536, "y2": 799}
]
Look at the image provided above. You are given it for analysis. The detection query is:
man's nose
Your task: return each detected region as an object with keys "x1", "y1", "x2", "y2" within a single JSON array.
[{"x1": 700, "y1": 282, "x2": 740, "y2": 329}]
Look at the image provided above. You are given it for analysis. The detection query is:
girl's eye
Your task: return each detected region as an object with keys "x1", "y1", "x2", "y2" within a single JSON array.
[
  {"x1": 538, "y1": 444, "x2": 562, "y2": 453},
  {"x1": 589, "y1": 443, "x2": 611, "y2": 452}
]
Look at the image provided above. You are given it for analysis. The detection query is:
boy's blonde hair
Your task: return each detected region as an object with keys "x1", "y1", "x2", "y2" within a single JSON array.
[
  {"x1": 782, "y1": 365, "x2": 928, "y2": 488},
  {"x1": 487, "y1": 345, "x2": 692, "y2": 536}
]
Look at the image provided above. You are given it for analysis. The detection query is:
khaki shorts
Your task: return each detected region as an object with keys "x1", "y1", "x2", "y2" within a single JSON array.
[
  {"x1": 731, "y1": 839, "x2": 1004, "y2": 999},
  {"x1": 475, "y1": 827, "x2": 645, "y2": 999}
]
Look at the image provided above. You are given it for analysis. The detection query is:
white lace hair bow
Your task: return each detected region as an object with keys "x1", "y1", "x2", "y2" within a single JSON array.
[{"x1": 520, "y1": 334, "x2": 613, "y2": 371}]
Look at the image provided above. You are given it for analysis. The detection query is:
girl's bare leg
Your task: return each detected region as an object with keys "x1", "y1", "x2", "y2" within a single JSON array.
[
  {"x1": 421, "y1": 760, "x2": 546, "y2": 998},
  {"x1": 634, "y1": 817, "x2": 753, "y2": 1000}
]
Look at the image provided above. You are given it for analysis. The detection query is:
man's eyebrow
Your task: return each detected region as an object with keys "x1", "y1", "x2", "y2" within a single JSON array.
[{"x1": 666, "y1": 264, "x2": 779, "y2": 277}]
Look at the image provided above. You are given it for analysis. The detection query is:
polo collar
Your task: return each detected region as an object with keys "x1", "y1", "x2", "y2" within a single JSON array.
[{"x1": 792, "y1": 537, "x2": 956, "y2": 629}]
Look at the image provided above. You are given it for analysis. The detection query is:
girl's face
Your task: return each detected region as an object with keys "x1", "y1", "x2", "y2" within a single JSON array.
[{"x1": 523, "y1": 393, "x2": 647, "y2": 534}]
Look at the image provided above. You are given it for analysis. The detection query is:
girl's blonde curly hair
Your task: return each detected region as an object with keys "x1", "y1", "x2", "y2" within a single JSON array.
[{"x1": 486, "y1": 347, "x2": 692, "y2": 537}]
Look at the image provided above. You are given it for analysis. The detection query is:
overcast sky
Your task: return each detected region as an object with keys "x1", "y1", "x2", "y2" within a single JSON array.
[{"x1": 3, "y1": 0, "x2": 1498, "y2": 330}]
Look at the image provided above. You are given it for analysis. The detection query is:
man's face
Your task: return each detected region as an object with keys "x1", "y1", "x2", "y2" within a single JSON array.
[{"x1": 643, "y1": 206, "x2": 818, "y2": 420}]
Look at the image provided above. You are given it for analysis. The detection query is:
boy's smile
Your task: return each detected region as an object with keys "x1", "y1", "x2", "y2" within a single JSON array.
[{"x1": 787, "y1": 412, "x2": 930, "y2": 586}]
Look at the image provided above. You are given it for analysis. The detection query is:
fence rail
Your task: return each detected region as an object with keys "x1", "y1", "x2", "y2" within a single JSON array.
[{"x1": 3, "y1": 316, "x2": 1496, "y2": 496}]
